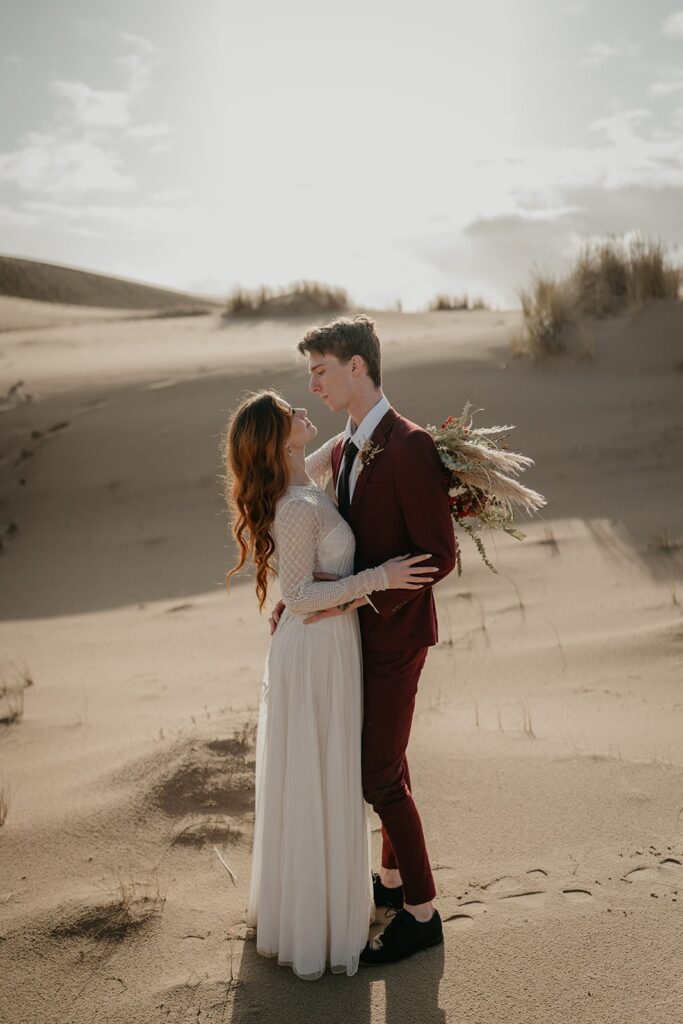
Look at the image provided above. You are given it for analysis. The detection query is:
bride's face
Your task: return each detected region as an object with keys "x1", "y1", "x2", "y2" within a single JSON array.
[{"x1": 284, "y1": 403, "x2": 318, "y2": 449}]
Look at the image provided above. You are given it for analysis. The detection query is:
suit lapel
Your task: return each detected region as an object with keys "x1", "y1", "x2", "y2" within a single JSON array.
[
  {"x1": 331, "y1": 435, "x2": 345, "y2": 490},
  {"x1": 350, "y1": 407, "x2": 398, "y2": 516}
]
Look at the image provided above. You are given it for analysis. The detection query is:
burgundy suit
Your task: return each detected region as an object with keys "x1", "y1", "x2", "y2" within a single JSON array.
[{"x1": 331, "y1": 406, "x2": 457, "y2": 904}]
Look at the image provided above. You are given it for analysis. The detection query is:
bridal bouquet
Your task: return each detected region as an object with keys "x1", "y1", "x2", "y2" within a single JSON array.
[{"x1": 426, "y1": 402, "x2": 547, "y2": 575}]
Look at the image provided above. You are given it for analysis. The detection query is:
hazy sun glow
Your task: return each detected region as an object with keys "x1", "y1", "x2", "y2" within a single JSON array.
[{"x1": 1, "y1": 0, "x2": 682, "y2": 308}]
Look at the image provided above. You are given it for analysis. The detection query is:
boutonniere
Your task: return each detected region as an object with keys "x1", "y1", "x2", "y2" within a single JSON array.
[{"x1": 358, "y1": 439, "x2": 384, "y2": 470}]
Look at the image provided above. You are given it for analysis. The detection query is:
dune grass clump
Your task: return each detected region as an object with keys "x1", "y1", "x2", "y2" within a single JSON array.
[
  {"x1": 0, "y1": 688, "x2": 24, "y2": 726},
  {"x1": 573, "y1": 235, "x2": 680, "y2": 317},
  {"x1": 515, "y1": 274, "x2": 576, "y2": 358},
  {"x1": 514, "y1": 233, "x2": 681, "y2": 359},
  {"x1": 52, "y1": 876, "x2": 167, "y2": 942},
  {"x1": 428, "y1": 293, "x2": 488, "y2": 312},
  {"x1": 1, "y1": 660, "x2": 34, "y2": 729},
  {"x1": 224, "y1": 280, "x2": 350, "y2": 318},
  {"x1": 0, "y1": 660, "x2": 33, "y2": 729}
]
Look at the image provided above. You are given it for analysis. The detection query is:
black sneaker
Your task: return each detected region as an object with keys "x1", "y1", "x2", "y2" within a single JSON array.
[
  {"x1": 359, "y1": 908, "x2": 443, "y2": 965},
  {"x1": 372, "y1": 871, "x2": 404, "y2": 910}
]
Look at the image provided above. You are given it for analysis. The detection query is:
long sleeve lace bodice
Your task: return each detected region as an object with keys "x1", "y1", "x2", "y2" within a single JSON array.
[
  {"x1": 304, "y1": 433, "x2": 342, "y2": 491},
  {"x1": 273, "y1": 485, "x2": 388, "y2": 615}
]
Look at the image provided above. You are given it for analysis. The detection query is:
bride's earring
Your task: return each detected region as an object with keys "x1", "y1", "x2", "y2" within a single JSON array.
[{"x1": 286, "y1": 443, "x2": 293, "y2": 457}]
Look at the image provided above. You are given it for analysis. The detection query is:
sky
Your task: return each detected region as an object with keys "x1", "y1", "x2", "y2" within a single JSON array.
[{"x1": 1, "y1": 0, "x2": 682, "y2": 309}]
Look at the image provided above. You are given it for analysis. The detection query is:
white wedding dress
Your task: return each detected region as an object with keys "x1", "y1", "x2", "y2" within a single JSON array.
[{"x1": 246, "y1": 438, "x2": 388, "y2": 980}]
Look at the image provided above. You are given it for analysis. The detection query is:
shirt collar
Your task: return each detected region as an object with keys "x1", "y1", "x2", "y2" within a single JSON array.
[{"x1": 343, "y1": 393, "x2": 391, "y2": 448}]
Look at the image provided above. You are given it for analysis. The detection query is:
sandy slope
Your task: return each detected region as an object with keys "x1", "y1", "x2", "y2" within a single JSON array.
[
  {"x1": 0, "y1": 295, "x2": 682, "y2": 1024},
  {"x1": 0, "y1": 255, "x2": 220, "y2": 311}
]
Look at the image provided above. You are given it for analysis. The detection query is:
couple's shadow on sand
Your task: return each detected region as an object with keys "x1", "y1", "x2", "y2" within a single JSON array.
[{"x1": 230, "y1": 920, "x2": 446, "y2": 1024}]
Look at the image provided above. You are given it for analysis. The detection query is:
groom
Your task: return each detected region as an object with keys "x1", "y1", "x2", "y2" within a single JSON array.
[{"x1": 272, "y1": 314, "x2": 456, "y2": 964}]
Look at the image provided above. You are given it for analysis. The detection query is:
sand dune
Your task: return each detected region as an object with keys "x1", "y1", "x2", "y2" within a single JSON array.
[
  {"x1": 0, "y1": 254, "x2": 219, "y2": 312},
  {"x1": 0, "y1": 284, "x2": 681, "y2": 1023}
]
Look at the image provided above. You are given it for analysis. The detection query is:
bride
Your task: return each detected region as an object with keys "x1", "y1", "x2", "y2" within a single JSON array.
[{"x1": 224, "y1": 389, "x2": 436, "y2": 980}]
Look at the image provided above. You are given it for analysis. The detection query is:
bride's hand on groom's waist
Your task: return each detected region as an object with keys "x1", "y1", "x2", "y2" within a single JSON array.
[
  {"x1": 269, "y1": 600, "x2": 286, "y2": 636},
  {"x1": 303, "y1": 596, "x2": 368, "y2": 625}
]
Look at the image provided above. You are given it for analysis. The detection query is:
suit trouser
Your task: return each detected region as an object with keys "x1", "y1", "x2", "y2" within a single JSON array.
[{"x1": 360, "y1": 645, "x2": 436, "y2": 905}]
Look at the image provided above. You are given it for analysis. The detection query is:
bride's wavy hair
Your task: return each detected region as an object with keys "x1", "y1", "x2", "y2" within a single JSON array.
[{"x1": 223, "y1": 389, "x2": 292, "y2": 610}]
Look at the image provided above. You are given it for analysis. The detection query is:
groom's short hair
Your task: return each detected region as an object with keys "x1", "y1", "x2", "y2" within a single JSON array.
[{"x1": 298, "y1": 314, "x2": 382, "y2": 388}]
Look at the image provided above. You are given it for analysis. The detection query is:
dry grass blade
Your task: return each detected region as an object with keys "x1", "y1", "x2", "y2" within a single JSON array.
[
  {"x1": 214, "y1": 846, "x2": 238, "y2": 885},
  {"x1": 0, "y1": 657, "x2": 34, "y2": 698},
  {"x1": 52, "y1": 876, "x2": 167, "y2": 942},
  {"x1": 0, "y1": 775, "x2": 11, "y2": 825},
  {"x1": 455, "y1": 466, "x2": 546, "y2": 513}
]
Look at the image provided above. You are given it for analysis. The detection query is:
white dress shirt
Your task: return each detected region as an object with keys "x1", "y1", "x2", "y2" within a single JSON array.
[
  {"x1": 335, "y1": 393, "x2": 391, "y2": 504},
  {"x1": 334, "y1": 393, "x2": 390, "y2": 616}
]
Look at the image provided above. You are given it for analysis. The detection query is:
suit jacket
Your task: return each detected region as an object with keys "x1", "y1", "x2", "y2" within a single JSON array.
[{"x1": 332, "y1": 406, "x2": 456, "y2": 651}]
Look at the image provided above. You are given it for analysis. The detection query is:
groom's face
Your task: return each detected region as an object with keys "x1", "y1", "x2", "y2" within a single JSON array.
[{"x1": 307, "y1": 351, "x2": 353, "y2": 413}]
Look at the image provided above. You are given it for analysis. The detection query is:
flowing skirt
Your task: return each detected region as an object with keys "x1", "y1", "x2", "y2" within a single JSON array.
[{"x1": 246, "y1": 608, "x2": 373, "y2": 980}]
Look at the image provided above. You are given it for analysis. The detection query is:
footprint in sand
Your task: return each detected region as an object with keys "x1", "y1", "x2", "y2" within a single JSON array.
[
  {"x1": 442, "y1": 899, "x2": 487, "y2": 929},
  {"x1": 482, "y1": 875, "x2": 522, "y2": 894},
  {"x1": 442, "y1": 913, "x2": 476, "y2": 929},
  {"x1": 622, "y1": 857, "x2": 681, "y2": 896},
  {"x1": 457, "y1": 899, "x2": 487, "y2": 916},
  {"x1": 561, "y1": 888, "x2": 594, "y2": 903},
  {"x1": 498, "y1": 891, "x2": 548, "y2": 909},
  {"x1": 481, "y1": 870, "x2": 550, "y2": 910}
]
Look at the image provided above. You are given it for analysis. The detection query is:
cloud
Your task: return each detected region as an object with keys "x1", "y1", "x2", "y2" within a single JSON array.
[
  {"x1": 151, "y1": 187, "x2": 193, "y2": 203},
  {"x1": 0, "y1": 24, "x2": 182, "y2": 254},
  {"x1": 52, "y1": 79, "x2": 132, "y2": 129},
  {"x1": 0, "y1": 27, "x2": 168, "y2": 209},
  {"x1": 412, "y1": 181, "x2": 683, "y2": 307},
  {"x1": 589, "y1": 108, "x2": 653, "y2": 145},
  {"x1": 404, "y1": 97, "x2": 683, "y2": 307},
  {"x1": 661, "y1": 12, "x2": 683, "y2": 37},
  {"x1": 0, "y1": 132, "x2": 135, "y2": 195},
  {"x1": 125, "y1": 122, "x2": 171, "y2": 140},
  {"x1": 119, "y1": 31, "x2": 162, "y2": 58},
  {"x1": 650, "y1": 68, "x2": 683, "y2": 96},
  {"x1": 582, "y1": 40, "x2": 640, "y2": 65},
  {"x1": 0, "y1": 203, "x2": 40, "y2": 227},
  {"x1": 48, "y1": 30, "x2": 163, "y2": 132},
  {"x1": 114, "y1": 31, "x2": 163, "y2": 96},
  {"x1": 23, "y1": 198, "x2": 199, "y2": 236}
]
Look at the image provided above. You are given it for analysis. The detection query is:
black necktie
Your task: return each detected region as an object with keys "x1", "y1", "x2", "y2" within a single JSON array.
[{"x1": 337, "y1": 438, "x2": 358, "y2": 520}]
